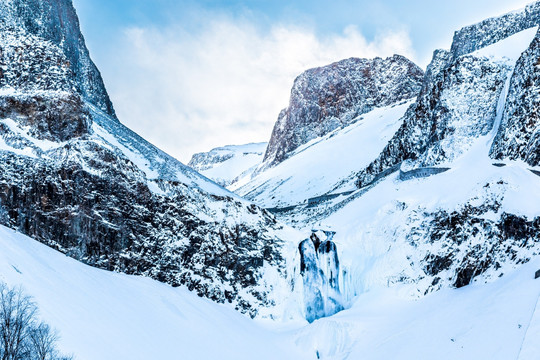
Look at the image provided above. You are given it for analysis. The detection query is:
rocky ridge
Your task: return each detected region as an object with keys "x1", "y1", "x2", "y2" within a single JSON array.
[
  {"x1": 0, "y1": 0, "x2": 116, "y2": 118},
  {"x1": 262, "y1": 55, "x2": 424, "y2": 168}
]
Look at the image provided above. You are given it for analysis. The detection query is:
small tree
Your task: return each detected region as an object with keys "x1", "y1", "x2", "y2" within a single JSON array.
[
  {"x1": 28, "y1": 323, "x2": 59, "y2": 360},
  {"x1": 0, "y1": 283, "x2": 36, "y2": 360},
  {"x1": 0, "y1": 283, "x2": 73, "y2": 360}
]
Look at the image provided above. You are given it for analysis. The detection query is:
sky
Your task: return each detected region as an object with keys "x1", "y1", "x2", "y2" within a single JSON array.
[{"x1": 72, "y1": 0, "x2": 534, "y2": 163}]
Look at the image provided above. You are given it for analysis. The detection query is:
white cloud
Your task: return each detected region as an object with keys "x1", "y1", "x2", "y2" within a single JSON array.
[{"x1": 105, "y1": 18, "x2": 416, "y2": 163}]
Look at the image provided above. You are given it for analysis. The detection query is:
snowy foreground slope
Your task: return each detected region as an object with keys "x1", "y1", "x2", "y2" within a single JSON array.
[
  {"x1": 0, "y1": 226, "x2": 306, "y2": 360},
  {"x1": 0, "y1": 225, "x2": 539, "y2": 360}
]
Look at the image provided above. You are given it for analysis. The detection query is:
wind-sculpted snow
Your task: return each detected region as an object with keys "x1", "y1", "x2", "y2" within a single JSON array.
[{"x1": 262, "y1": 55, "x2": 424, "y2": 168}]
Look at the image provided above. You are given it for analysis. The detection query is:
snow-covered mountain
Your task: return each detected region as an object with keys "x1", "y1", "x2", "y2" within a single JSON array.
[
  {"x1": 232, "y1": 3, "x2": 540, "y2": 322},
  {"x1": 0, "y1": 0, "x2": 300, "y2": 317},
  {"x1": 188, "y1": 142, "x2": 266, "y2": 187},
  {"x1": 1, "y1": 0, "x2": 540, "y2": 358},
  {"x1": 262, "y1": 55, "x2": 424, "y2": 169}
]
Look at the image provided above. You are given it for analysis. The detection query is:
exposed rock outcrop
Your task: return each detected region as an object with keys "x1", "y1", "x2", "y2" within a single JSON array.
[
  {"x1": 263, "y1": 55, "x2": 424, "y2": 168},
  {"x1": 490, "y1": 29, "x2": 540, "y2": 166}
]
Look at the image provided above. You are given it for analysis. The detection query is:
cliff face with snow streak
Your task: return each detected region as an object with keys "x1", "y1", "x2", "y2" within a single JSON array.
[
  {"x1": 490, "y1": 30, "x2": 540, "y2": 166},
  {"x1": 262, "y1": 55, "x2": 424, "y2": 168}
]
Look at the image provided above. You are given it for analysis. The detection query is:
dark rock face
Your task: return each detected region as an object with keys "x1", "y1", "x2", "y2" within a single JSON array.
[
  {"x1": 263, "y1": 55, "x2": 424, "y2": 168},
  {"x1": 0, "y1": 0, "x2": 116, "y2": 118},
  {"x1": 407, "y1": 193, "x2": 540, "y2": 292},
  {"x1": 490, "y1": 30, "x2": 540, "y2": 166},
  {"x1": 0, "y1": 147, "x2": 285, "y2": 316},
  {"x1": 356, "y1": 53, "x2": 509, "y2": 187},
  {"x1": 298, "y1": 231, "x2": 343, "y2": 323},
  {"x1": 0, "y1": 94, "x2": 90, "y2": 142}
]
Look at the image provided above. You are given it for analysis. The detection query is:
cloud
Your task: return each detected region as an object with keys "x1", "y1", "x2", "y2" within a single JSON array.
[{"x1": 105, "y1": 17, "x2": 416, "y2": 163}]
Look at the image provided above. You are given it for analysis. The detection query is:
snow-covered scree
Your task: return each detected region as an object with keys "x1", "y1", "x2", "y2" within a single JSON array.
[
  {"x1": 1, "y1": 225, "x2": 539, "y2": 360},
  {"x1": 188, "y1": 142, "x2": 267, "y2": 187}
]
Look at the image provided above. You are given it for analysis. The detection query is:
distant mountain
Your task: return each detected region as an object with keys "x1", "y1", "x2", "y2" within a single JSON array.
[
  {"x1": 188, "y1": 142, "x2": 266, "y2": 187},
  {"x1": 262, "y1": 55, "x2": 424, "y2": 169}
]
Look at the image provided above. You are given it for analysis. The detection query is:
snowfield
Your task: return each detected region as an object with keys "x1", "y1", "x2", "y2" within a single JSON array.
[
  {"x1": 0, "y1": 225, "x2": 539, "y2": 359},
  {"x1": 233, "y1": 101, "x2": 413, "y2": 208}
]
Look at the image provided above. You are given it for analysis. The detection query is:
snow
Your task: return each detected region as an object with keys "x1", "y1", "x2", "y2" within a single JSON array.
[
  {"x1": 472, "y1": 26, "x2": 539, "y2": 64},
  {"x1": 1, "y1": 224, "x2": 539, "y2": 360},
  {"x1": 519, "y1": 291, "x2": 540, "y2": 360},
  {"x1": 0, "y1": 225, "x2": 308, "y2": 360},
  {"x1": 293, "y1": 259, "x2": 540, "y2": 360},
  {"x1": 189, "y1": 143, "x2": 266, "y2": 187},
  {"x1": 234, "y1": 101, "x2": 412, "y2": 207}
]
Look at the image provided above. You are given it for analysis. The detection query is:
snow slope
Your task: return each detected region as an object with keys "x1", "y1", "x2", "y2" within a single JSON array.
[
  {"x1": 293, "y1": 259, "x2": 540, "y2": 360},
  {"x1": 1, "y1": 224, "x2": 539, "y2": 360},
  {"x1": 234, "y1": 101, "x2": 412, "y2": 208}
]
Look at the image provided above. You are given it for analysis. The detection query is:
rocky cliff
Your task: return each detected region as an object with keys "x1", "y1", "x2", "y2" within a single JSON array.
[
  {"x1": 0, "y1": 0, "x2": 116, "y2": 118},
  {"x1": 262, "y1": 55, "x2": 424, "y2": 168},
  {"x1": 0, "y1": 0, "x2": 293, "y2": 317},
  {"x1": 490, "y1": 29, "x2": 540, "y2": 166},
  {"x1": 356, "y1": 14, "x2": 540, "y2": 188}
]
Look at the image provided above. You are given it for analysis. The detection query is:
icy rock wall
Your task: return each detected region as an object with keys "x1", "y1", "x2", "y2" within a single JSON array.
[{"x1": 298, "y1": 231, "x2": 344, "y2": 323}]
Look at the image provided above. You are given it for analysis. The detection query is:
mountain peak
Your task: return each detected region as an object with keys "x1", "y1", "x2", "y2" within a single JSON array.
[
  {"x1": 0, "y1": 0, "x2": 116, "y2": 118},
  {"x1": 262, "y1": 54, "x2": 424, "y2": 169}
]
